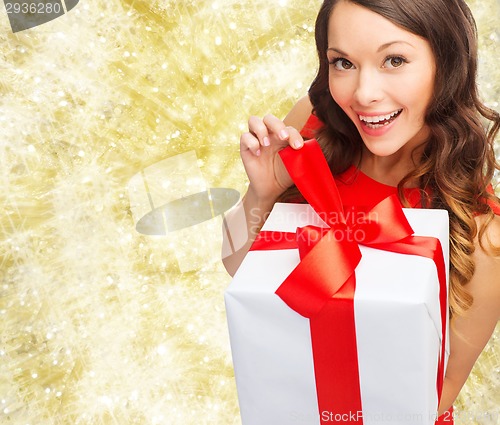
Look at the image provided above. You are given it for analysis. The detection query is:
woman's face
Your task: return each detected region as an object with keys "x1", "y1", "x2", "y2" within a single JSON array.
[{"x1": 327, "y1": 0, "x2": 436, "y2": 159}]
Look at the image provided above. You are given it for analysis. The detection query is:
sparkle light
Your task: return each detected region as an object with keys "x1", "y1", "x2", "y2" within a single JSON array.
[{"x1": 0, "y1": 0, "x2": 498, "y2": 424}]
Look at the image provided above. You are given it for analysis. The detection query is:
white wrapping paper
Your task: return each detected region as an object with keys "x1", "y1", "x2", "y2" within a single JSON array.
[{"x1": 225, "y1": 203, "x2": 449, "y2": 425}]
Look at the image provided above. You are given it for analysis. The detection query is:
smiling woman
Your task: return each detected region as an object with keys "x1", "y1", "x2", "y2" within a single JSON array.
[{"x1": 225, "y1": 0, "x2": 500, "y2": 422}]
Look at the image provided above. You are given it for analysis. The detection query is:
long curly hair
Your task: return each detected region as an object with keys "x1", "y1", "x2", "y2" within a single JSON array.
[{"x1": 282, "y1": 0, "x2": 500, "y2": 317}]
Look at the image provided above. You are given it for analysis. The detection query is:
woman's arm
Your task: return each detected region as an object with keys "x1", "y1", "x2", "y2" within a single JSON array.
[
  {"x1": 283, "y1": 95, "x2": 314, "y2": 131},
  {"x1": 222, "y1": 96, "x2": 313, "y2": 276},
  {"x1": 438, "y1": 214, "x2": 500, "y2": 415}
]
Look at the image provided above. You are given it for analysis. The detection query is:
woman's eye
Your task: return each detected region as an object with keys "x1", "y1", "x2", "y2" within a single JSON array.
[
  {"x1": 330, "y1": 58, "x2": 354, "y2": 70},
  {"x1": 384, "y1": 56, "x2": 406, "y2": 68}
]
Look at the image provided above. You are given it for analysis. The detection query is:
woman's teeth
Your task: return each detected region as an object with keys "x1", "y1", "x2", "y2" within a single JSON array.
[{"x1": 359, "y1": 109, "x2": 402, "y2": 128}]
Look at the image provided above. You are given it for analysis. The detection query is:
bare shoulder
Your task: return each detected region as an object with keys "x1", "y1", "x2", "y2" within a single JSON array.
[{"x1": 283, "y1": 95, "x2": 313, "y2": 130}]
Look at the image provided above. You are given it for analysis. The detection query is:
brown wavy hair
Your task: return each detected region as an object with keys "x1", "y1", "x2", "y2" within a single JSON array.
[{"x1": 281, "y1": 0, "x2": 500, "y2": 317}]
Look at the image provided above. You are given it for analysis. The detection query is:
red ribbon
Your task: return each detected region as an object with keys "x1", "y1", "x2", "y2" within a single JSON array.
[{"x1": 250, "y1": 139, "x2": 447, "y2": 423}]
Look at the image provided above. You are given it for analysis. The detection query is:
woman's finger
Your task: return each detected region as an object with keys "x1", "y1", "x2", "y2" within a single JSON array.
[
  {"x1": 248, "y1": 116, "x2": 271, "y2": 147},
  {"x1": 262, "y1": 114, "x2": 289, "y2": 141},
  {"x1": 240, "y1": 132, "x2": 262, "y2": 156},
  {"x1": 262, "y1": 115, "x2": 303, "y2": 149},
  {"x1": 285, "y1": 125, "x2": 304, "y2": 149}
]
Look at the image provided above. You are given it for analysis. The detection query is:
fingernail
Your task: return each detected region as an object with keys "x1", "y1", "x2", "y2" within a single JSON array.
[
  {"x1": 263, "y1": 137, "x2": 270, "y2": 146},
  {"x1": 256, "y1": 149, "x2": 261, "y2": 156},
  {"x1": 294, "y1": 141, "x2": 302, "y2": 149},
  {"x1": 279, "y1": 129, "x2": 289, "y2": 140}
]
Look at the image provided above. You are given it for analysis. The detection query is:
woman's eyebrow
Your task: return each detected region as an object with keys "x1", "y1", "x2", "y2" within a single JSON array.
[
  {"x1": 376, "y1": 40, "x2": 415, "y2": 52},
  {"x1": 327, "y1": 40, "x2": 415, "y2": 56},
  {"x1": 326, "y1": 47, "x2": 349, "y2": 56}
]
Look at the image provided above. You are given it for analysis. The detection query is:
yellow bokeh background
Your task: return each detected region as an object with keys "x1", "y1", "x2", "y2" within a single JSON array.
[{"x1": 0, "y1": 0, "x2": 498, "y2": 424}]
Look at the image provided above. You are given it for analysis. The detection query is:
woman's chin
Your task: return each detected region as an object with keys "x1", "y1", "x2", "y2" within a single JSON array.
[{"x1": 361, "y1": 143, "x2": 399, "y2": 159}]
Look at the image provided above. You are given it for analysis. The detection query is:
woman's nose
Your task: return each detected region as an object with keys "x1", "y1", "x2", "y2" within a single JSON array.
[{"x1": 353, "y1": 69, "x2": 384, "y2": 106}]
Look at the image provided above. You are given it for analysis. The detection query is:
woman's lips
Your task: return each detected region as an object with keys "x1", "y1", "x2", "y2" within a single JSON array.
[{"x1": 357, "y1": 109, "x2": 403, "y2": 136}]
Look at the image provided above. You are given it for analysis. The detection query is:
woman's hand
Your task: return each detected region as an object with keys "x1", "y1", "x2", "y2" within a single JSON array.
[
  {"x1": 223, "y1": 98, "x2": 312, "y2": 276},
  {"x1": 240, "y1": 114, "x2": 304, "y2": 203}
]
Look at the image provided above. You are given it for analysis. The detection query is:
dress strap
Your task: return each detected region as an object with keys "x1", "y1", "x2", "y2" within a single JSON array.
[{"x1": 300, "y1": 113, "x2": 323, "y2": 139}]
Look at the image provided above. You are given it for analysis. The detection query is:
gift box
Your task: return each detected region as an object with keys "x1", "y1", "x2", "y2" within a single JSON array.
[{"x1": 224, "y1": 140, "x2": 449, "y2": 425}]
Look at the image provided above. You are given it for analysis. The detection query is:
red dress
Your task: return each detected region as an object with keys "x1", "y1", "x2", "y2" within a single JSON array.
[{"x1": 299, "y1": 113, "x2": 500, "y2": 424}]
